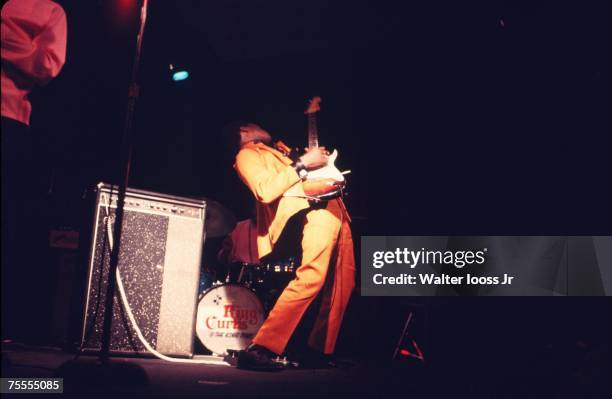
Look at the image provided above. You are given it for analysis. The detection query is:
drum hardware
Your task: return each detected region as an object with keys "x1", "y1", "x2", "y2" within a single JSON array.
[
  {"x1": 225, "y1": 262, "x2": 252, "y2": 285},
  {"x1": 236, "y1": 264, "x2": 246, "y2": 284}
]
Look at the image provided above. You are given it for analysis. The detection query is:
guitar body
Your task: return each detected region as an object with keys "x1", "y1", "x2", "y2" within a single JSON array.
[
  {"x1": 306, "y1": 150, "x2": 344, "y2": 181},
  {"x1": 302, "y1": 149, "x2": 345, "y2": 200}
]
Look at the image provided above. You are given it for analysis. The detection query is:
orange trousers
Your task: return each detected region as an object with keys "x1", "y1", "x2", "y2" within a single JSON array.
[{"x1": 252, "y1": 199, "x2": 356, "y2": 355}]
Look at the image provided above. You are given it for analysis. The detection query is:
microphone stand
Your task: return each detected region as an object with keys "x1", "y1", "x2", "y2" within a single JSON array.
[
  {"x1": 58, "y1": 0, "x2": 150, "y2": 387},
  {"x1": 100, "y1": 0, "x2": 149, "y2": 362}
]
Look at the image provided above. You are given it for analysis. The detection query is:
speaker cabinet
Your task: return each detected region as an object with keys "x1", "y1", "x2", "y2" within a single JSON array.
[{"x1": 80, "y1": 183, "x2": 205, "y2": 357}]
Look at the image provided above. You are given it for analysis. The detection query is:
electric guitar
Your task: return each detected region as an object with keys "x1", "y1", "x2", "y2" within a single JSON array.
[{"x1": 301, "y1": 97, "x2": 347, "y2": 201}]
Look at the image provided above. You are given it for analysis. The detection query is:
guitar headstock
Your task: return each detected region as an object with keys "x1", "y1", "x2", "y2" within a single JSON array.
[{"x1": 305, "y1": 96, "x2": 322, "y2": 114}]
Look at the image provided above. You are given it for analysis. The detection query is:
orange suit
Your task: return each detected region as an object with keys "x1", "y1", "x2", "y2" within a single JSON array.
[{"x1": 235, "y1": 142, "x2": 355, "y2": 355}]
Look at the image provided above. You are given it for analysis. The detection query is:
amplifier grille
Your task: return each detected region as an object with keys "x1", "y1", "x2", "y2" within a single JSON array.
[{"x1": 80, "y1": 184, "x2": 205, "y2": 357}]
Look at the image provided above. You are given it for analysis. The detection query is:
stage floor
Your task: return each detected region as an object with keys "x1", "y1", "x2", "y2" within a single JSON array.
[
  {"x1": 2, "y1": 340, "x2": 610, "y2": 399},
  {"x1": 1, "y1": 341, "x2": 386, "y2": 399}
]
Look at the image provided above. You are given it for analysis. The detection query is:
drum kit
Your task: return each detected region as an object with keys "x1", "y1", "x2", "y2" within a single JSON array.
[{"x1": 198, "y1": 199, "x2": 297, "y2": 356}]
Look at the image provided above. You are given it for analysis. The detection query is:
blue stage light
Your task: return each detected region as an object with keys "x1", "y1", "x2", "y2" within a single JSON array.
[{"x1": 172, "y1": 70, "x2": 189, "y2": 81}]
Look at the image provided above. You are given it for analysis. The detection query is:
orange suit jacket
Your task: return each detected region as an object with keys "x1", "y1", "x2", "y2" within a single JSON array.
[{"x1": 234, "y1": 142, "x2": 310, "y2": 258}]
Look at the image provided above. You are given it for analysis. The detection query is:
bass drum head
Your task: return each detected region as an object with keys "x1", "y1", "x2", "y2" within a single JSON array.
[{"x1": 195, "y1": 284, "x2": 264, "y2": 355}]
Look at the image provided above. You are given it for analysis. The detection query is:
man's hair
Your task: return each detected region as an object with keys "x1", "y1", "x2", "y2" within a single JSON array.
[{"x1": 222, "y1": 120, "x2": 248, "y2": 153}]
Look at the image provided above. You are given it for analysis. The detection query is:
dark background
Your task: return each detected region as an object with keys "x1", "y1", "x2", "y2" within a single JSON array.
[
  {"x1": 32, "y1": 0, "x2": 611, "y2": 234},
  {"x1": 18, "y1": 0, "x2": 612, "y2": 381}
]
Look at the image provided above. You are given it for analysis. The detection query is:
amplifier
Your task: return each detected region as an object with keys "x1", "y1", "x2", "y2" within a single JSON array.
[{"x1": 80, "y1": 183, "x2": 206, "y2": 357}]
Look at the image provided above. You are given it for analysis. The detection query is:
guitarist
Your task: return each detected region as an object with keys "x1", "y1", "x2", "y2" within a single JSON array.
[{"x1": 226, "y1": 122, "x2": 355, "y2": 371}]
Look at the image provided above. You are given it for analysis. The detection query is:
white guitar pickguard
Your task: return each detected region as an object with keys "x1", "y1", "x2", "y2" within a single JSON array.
[{"x1": 305, "y1": 149, "x2": 345, "y2": 182}]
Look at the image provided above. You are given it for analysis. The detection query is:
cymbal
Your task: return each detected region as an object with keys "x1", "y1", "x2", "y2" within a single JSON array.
[{"x1": 203, "y1": 198, "x2": 236, "y2": 238}]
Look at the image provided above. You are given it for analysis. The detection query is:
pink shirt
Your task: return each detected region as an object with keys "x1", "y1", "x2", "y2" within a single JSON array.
[{"x1": 1, "y1": 0, "x2": 67, "y2": 125}]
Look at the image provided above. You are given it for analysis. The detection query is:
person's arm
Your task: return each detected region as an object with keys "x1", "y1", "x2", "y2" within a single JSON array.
[
  {"x1": 235, "y1": 148, "x2": 302, "y2": 204},
  {"x1": 1, "y1": 2, "x2": 67, "y2": 84}
]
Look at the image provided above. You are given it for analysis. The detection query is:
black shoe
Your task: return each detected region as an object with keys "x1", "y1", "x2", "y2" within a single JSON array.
[
  {"x1": 296, "y1": 347, "x2": 337, "y2": 369},
  {"x1": 236, "y1": 344, "x2": 284, "y2": 371}
]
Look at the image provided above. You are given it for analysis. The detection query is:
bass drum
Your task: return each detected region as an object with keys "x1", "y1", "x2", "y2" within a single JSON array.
[{"x1": 195, "y1": 284, "x2": 264, "y2": 356}]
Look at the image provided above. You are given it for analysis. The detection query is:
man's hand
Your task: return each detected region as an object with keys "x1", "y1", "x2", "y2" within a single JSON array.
[{"x1": 299, "y1": 147, "x2": 329, "y2": 170}]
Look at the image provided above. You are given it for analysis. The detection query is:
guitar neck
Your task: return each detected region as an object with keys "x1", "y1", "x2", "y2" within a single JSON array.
[{"x1": 307, "y1": 113, "x2": 319, "y2": 149}]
